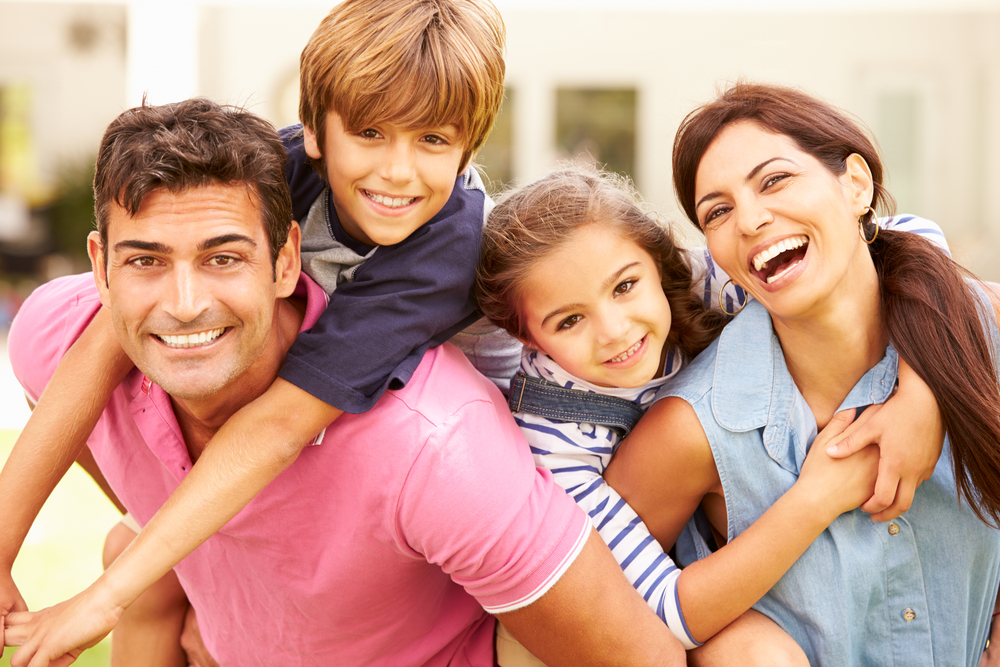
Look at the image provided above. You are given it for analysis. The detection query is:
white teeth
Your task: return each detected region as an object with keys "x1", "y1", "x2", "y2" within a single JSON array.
[
  {"x1": 752, "y1": 235, "x2": 808, "y2": 271},
  {"x1": 608, "y1": 338, "x2": 643, "y2": 364},
  {"x1": 365, "y1": 191, "x2": 416, "y2": 208},
  {"x1": 157, "y1": 328, "x2": 226, "y2": 349}
]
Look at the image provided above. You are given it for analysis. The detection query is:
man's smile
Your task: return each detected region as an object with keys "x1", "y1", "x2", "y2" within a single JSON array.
[{"x1": 154, "y1": 327, "x2": 228, "y2": 349}]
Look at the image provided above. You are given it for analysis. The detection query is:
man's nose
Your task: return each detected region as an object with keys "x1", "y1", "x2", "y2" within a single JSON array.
[{"x1": 161, "y1": 265, "x2": 212, "y2": 323}]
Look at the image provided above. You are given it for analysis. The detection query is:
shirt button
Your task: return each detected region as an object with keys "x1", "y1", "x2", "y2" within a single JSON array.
[
  {"x1": 888, "y1": 523, "x2": 900, "y2": 536},
  {"x1": 903, "y1": 608, "x2": 916, "y2": 622}
]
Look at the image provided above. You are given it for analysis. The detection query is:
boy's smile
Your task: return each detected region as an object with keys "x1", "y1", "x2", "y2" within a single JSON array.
[{"x1": 304, "y1": 112, "x2": 465, "y2": 247}]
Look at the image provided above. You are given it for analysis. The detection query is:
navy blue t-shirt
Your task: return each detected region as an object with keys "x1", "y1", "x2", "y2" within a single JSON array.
[{"x1": 277, "y1": 125, "x2": 485, "y2": 413}]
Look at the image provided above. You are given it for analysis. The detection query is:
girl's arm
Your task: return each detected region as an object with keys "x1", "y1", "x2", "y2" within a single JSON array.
[
  {"x1": 4, "y1": 379, "x2": 340, "y2": 667},
  {"x1": 522, "y1": 410, "x2": 714, "y2": 648},
  {"x1": 824, "y1": 358, "x2": 943, "y2": 521},
  {"x1": 605, "y1": 399, "x2": 879, "y2": 644}
]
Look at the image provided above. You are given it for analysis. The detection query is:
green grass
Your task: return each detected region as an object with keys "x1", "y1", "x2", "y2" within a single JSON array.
[{"x1": 1, "y1": 429, "x2": 120, "y2": 667}]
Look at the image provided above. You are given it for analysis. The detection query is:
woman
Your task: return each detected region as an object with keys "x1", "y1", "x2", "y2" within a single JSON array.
[{"x1": 605, "y1": 82, "x2": 1000, "y2": 665}]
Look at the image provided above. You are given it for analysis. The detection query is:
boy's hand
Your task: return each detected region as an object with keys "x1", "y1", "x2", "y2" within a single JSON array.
[
  {"x1": 823, "y1": 359, "x2": 943, "y2": 522},
  {"x1": 3, "y1": 582, "x2": 122, "y2": 667},
  {"x1": 1, "y1": 571, "x2": 28, "y2": 659}
]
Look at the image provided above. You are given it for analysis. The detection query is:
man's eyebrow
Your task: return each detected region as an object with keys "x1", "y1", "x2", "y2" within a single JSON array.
[
  {"x1": 113, "y1": 240, "x2": 172, "y2": 254},
  {"x1": 198, "y1": 234, "x2": 257, "y2": 251},
  {"x1": 694, "y1": 157, "x2": 796, "y2": 212}
]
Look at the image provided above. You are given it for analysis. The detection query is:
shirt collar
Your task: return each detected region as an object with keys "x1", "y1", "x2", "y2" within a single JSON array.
[{"x1": 710, "y1": 299, "x2": 898, "y2": 473}]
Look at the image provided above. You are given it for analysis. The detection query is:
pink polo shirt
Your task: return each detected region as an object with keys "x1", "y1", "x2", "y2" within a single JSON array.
[{"x1": 10, "y1": 273, "x2": 589, "y2": 666}]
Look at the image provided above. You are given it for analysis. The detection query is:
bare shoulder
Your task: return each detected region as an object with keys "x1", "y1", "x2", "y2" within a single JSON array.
[
  {"x1": 605, "y1": 396, "x2": 718, "y2": 548},
  {"x1": 612, "y1": 396, "x2": 714, "y2": 475}
]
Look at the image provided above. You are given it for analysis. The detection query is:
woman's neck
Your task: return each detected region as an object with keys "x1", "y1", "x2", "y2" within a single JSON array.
[{"x1": 772, "y1": 256, "x2": 888, "y2": 429}]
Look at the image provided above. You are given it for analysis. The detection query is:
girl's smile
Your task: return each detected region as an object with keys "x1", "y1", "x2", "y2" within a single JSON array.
[{"x1": 519, "y1": 222, "x2": 672, "y2": 388}]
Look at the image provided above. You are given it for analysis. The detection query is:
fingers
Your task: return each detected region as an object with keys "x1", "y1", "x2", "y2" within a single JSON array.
[
  {"x1": 860, "y1": 456, "x2": 901, "y2": 515},
  {"x1": 812, "y1": 409, "x2": 856, "y2": 458},
  {"x1": 869, "y1": 477, "x2": 918, "y2": 523},
  {"x1": 825, "y1": 404, "x2": 882, "y2": 458}
]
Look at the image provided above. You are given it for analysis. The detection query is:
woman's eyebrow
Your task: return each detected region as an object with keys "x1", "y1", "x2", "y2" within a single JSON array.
[{"x1": 695, "y1": 156, "x2": 797, "y2": 211}]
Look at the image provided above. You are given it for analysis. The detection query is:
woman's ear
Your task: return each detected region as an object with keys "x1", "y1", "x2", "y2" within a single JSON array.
[{"x1": 844, "y1": 153, "x2": 876, "y2": 212}]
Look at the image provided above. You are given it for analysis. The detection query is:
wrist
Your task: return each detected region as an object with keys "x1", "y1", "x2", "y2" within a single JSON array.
[{"x1": 786, "y1": 480, "x2": 842, "y2": 528}]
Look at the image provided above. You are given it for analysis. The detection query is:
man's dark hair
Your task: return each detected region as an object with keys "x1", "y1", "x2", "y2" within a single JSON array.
[{"x1": 93, "y1": 98, "x2": 293, "y2": 269}]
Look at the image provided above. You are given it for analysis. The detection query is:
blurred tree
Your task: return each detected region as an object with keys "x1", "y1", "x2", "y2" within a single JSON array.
[{"x1": 47, "y1": 159, "x2": 96, "y2": 261}]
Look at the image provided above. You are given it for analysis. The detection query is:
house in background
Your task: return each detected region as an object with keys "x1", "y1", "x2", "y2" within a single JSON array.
[{"x1": 3, "y1": 0, "x2": 1000, "y2": 276}]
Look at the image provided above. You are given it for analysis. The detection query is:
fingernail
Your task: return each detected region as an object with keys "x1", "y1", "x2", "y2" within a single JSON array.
[{"x1": 826, "y1": 446, "x2": 838, "y2": 455}]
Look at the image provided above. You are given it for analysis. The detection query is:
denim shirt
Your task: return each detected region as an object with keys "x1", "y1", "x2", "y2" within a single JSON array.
[{"x1": 662, "y1": 294, "x2": 1000, "y2": 666}]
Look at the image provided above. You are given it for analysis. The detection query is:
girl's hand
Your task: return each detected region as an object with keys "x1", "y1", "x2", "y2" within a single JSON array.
[
  {"x1": 798, "y1": 408, "x2": 880, "y2": 523},
  {"x1": 823, "y1": 359, "x2": 943, "y2": 522},
  {"x1": 3, "y1": 582, "x2": 123, "y2": 667}
]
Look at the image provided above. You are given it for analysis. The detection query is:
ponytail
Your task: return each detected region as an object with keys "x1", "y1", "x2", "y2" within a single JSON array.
[{"x1": 873, "y1": 230, "x2": 1000, "y2": 527}]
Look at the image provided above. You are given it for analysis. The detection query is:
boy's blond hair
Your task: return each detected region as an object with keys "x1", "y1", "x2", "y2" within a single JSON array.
[{"x1": 299, "y1": 0, "x2": 506, "y2": 174}]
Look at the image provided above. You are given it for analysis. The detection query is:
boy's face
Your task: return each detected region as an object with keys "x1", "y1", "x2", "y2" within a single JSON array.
[{"x1": 304, "y1": 112, "x2": 465, "y2": 246}]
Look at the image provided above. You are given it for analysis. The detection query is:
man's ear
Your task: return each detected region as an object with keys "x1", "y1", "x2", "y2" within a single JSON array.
[
  {"x1": 302, "y1": 124, "x2": 323, "y2": 161},
  {"x1": 274, "y1": 221, "x2": 301, "y2": 299},
  {"x1": 88, "y1": 231, "x2": 112, "y2": 308},
  {"x1": 844, "y1": 153, "x2": 875, "y2": 213}
]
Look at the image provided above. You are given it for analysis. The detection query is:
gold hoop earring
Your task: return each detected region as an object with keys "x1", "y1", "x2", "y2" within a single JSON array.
[
  {"x1": 719, "y1": 279, "x2": 748, "y2": 316},
  {"x1": 859, "y1": 206, "x2": 879, "y2": 245}
]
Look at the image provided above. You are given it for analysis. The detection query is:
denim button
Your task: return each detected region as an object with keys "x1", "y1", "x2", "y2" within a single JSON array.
[
  {"x1": 903, "y1": 608, "x2": 916, "y2": 622},
  {"x1": 888, "y1": 523, "x2": 900, "y2": 536}
]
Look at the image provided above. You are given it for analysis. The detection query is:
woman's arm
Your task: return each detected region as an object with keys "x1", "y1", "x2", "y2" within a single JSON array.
[{"x1": 607, "y1": 400, "x2": 880, "y2": 644}]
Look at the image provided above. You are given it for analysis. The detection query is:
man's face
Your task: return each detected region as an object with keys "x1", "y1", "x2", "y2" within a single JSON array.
[
  {"x1": 90, "y1": 183, "x2": 299, "y2": 401},
  {"x1": 303, "y1": 112, "x2": 465, "y2": 247}
]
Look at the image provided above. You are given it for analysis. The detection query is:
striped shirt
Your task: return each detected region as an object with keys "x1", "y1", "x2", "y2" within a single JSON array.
[{"x1": 515, "y1": 215, "x2": 948, "y2": 649}]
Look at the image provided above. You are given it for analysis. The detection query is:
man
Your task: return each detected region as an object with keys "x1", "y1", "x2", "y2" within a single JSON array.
[{"x1": 4, "y1": 99, "x2": 682, "y2": 665}]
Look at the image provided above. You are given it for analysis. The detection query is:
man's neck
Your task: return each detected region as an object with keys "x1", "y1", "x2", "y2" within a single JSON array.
[{"x1": 170, "y1": 295, "x2": 306, "y2": 462}]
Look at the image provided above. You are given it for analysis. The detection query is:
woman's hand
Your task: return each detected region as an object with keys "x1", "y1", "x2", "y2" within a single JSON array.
[
  {"x1": 797, "y1": 408, "x2": 881, "y2": 523},
  {"x1": 823, "y1": 359, "x2": 943, "y2": 522},
  {"x1": 3, "y1": 581, "x2": 124, "y2": 667}
]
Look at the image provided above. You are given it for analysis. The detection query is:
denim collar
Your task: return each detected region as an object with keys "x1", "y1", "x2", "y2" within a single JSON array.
[{"x1": 711, "y1": 299, "x2": 898, "y2": 473}]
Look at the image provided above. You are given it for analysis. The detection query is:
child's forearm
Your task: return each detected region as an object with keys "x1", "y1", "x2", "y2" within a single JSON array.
[
  {"x1": 0, "y1": 308, "x2": 131, "y2": 568},
  {"x1": 98, "y1": 378, "x2": 340, "y2": 611},
  {"x1": 676, "y1": 483, "x2": 834, "y2": 643}
]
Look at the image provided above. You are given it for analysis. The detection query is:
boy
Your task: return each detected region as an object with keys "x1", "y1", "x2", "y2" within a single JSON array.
[{"x1": 0, "y1": 0, "x2": 520, "y2": 662}]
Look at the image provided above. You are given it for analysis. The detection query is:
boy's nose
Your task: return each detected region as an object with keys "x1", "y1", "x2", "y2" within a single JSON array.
[{"x1": 380, "y1": 140, "x2": 417, "y2": 184}]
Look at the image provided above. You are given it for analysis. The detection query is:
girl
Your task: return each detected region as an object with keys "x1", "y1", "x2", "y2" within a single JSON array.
[
  {"x1": 475, "y1": 166, "x2": 949, "y2": 663},
  {"x1": 606, "y1": 83, "x2": 1000, "y2": 665}
]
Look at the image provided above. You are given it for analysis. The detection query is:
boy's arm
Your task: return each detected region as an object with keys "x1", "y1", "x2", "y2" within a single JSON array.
[
  {"x1": 4, "y1": 378, "x2": 339, "y2": 666},
  {"x1": 1, "y1": 308, "x2": 131, "y2": 659}
]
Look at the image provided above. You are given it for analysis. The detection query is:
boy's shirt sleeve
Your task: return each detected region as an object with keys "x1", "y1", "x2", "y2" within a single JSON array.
[
  {"x1": 281, "y1": 125, "x2": 326, "y2": 223},
  {"x1": 277, "y1": 132, "x2": 486, "y2": 412}
]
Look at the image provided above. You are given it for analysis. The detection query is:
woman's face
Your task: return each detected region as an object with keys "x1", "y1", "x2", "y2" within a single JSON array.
[
  {"x1": 520, "y1": 222, "x2": 672, "y2": 388},
  {"x1": 693, "y1": 121, "x2": 873, "y2": 320}
]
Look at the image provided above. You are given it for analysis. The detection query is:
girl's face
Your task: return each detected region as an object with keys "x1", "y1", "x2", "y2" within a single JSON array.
[
  {"x1": 693, "y1": 121, "x2": 873, "y2": 321},
  {"x1": 520, "y1": 222, "x2": 672, "y2": 388}
]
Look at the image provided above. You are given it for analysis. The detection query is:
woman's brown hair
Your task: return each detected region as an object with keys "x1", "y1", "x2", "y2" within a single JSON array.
[
  {"x1": 672, "y1": 81, "x2": 1000, "y2": 527},
  {"x1": 475, "y1": 167, "x2": 728, "y2": 363}
]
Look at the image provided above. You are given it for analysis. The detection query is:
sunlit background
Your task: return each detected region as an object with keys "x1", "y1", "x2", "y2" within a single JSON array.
[{"x1": 2, "y1": 0, "x2": 1000, "y2": 664}]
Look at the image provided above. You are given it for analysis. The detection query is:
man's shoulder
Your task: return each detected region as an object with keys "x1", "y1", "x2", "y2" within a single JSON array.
[
  {"x1": 9, "y1": 273, "x2": 102, "y2": 401},
  {"x1": 379, "y1": 343, "x2": 510, "y2": 428}
]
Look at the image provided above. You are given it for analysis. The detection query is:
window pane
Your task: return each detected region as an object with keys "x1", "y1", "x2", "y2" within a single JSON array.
[{"x1": 556, "y1": 88, "x2": 636, "y2": 180}]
